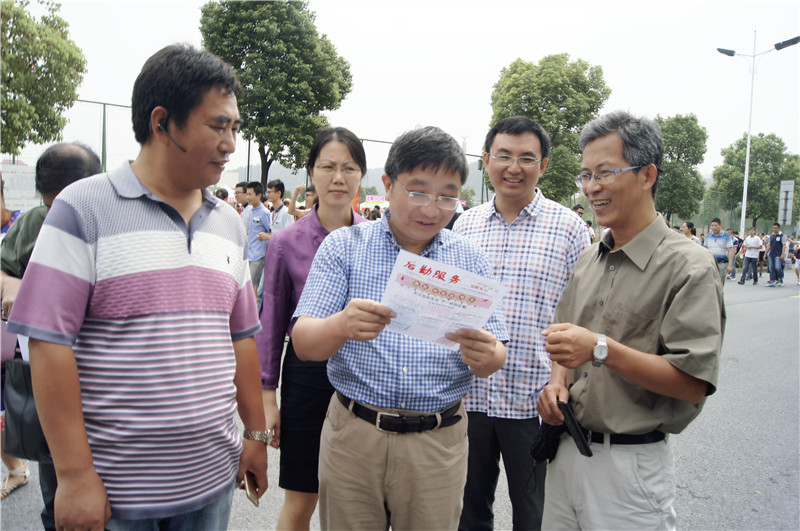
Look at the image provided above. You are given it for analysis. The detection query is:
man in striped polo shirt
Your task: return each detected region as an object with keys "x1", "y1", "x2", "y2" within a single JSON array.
[{"x1": 7, "y1": 45, "x2": 268, "y2": 530}]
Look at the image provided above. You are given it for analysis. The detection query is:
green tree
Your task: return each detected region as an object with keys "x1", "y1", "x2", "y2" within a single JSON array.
[
  {"x1": 359, "y1": 185, "x2": 378, "y2": 205},
  {"x1": 710, "y1": 133, "x2": 800, "y2": 229},
  {"x1": 200, "y1": 1, "x2": 352, "y2": 185},
  {"x1": 654, "y1": 114, "x2": 708, "y2": 222},
  {"x1": 460, "y1": 187, "x2": 476, "y2": 208},
  {"x1": 488, "y1": 54, "x2": 611, "y2": 203},
  {"x1": 1, "y1": 0, "x2": 86, "y2": 156}
]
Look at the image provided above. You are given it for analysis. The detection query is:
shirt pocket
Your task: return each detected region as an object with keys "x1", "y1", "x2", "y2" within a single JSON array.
[{"x1": 602, "y1": 302, "x2": 660, "y2": 355}]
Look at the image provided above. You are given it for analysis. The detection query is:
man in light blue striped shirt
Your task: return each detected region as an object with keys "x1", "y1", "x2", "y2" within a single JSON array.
[{"x1": 292, "y1": 126, "x2": 509, "y2": 530}]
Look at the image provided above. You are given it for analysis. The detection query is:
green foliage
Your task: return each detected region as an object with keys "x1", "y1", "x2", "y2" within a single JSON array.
[
  {"x1": 1, "y1": 0, "x2": 86, "y2": 155},
  {"x1": 542, "y1": 144, "x2": 584, "y2": 206},
  {"x1": 655, "y1": 161, "x2": 705, "y2": 222},
  {"x1": 658, "y1": 114, "x2": 708, "y2": 166},
  {"x1": 489, "y1": 54, "x2": 611, "y2": 204},
  {"x1": 200, "y1": 1, "x2": 352, "y2": 185},
  {"x1": 710, "y1": 133, "x2": 799, "y2": 227},
  {"x1": 654, "y1": 114, "x2": 708, "y2": 221},
  {"x1": 460, "y1": 187, "x2": 476, "y2": 208},
  {"x1": 358, "y1": 185, "x2": 378, "y2": 205}
]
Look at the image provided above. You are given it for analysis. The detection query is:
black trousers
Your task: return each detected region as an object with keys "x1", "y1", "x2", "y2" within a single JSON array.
[
  {"x1": 459, "y1": 412, "x2": 545, "y2": 531},
  {"x1": 39, "y1": 461, "x2": 57, "y2": 530}
]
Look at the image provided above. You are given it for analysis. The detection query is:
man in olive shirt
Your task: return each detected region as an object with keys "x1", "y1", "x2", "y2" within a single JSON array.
[{"x1": 537, "y1": 111, "x2": 724, "y2": 530}]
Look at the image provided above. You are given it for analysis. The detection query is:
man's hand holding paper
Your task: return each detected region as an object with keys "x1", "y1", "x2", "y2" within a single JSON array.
[
  {"x1": 341, "y1": 299, "x2": 396, "y2": 341},
  {"x1": 446, "y1": 328, "x2": 507, "y2": 378}
]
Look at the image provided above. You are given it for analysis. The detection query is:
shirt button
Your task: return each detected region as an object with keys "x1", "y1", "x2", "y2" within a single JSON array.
[
  {"x1": 609, "y1": 265, "x2": 615, "y2": 271},
  {"x1": 400, "y1": 402, "x2": 406, "y2": 408},
  {"x1": 599, "y1": 300, "x2": 604, "y2": 306},
  {"x1": 402, "y1": 367, "x2": 408, "y2": 373}
]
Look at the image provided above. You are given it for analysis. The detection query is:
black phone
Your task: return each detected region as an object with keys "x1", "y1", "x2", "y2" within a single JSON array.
[{"x1": 557, "y1": 401, "x2": 593, "y2": 457}]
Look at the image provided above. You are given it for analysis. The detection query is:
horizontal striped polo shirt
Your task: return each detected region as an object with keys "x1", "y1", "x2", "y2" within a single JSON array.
[{"x1": 7, "y1": 162, "x2": 261, "y2": 519}]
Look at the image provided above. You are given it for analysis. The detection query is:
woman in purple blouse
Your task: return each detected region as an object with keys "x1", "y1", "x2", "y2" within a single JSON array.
[{"x1": 255, "y1": 127, "x2": 367, "y2": 529}]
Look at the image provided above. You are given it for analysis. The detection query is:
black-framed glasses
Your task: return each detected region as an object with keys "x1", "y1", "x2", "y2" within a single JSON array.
[
  {"x1": 396, "y1": 181, "x2": 460, "y2": 211},
  {"x1": 575, "y1": 166, "x2": 642, "y2": 187},
  {"x1": 488, "y1": 153, "x2": 541, "y2": 167}
]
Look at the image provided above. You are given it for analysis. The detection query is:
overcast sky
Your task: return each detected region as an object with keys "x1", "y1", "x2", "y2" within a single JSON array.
[{"x1": 13, "y1": 0, "x2": 800, "y2": 182}]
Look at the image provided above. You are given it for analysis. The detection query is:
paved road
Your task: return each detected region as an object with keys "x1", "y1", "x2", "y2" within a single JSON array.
[{"x1": 2, "y1": 281, "x2": 798, "y2": 530}]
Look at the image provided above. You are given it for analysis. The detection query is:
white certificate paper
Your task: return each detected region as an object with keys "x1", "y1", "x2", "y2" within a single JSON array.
[{"x1": 380, "y1": 249, "x2": 505, "y2": 350}]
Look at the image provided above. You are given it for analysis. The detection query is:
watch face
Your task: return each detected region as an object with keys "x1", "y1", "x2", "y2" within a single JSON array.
[{"x1": 594, "y1": 344, "x2": 608, "y2": 361}]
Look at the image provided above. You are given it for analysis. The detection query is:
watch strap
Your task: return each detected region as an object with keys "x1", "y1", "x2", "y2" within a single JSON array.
[
  {"x1": 243, "y1": 429, "x2": 272, "y2": 445},
  {"x1": 592, "y1": 333, "x2": 608, "y2": 367}
]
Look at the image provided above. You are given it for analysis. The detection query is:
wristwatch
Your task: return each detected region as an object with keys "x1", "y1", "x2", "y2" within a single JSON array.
[
  {"x1": 243, "y1": 429, "x2": 273, "y2": 445},
  {"x1": 592, "y1": 334, "x2": 608, "y2": 367}
]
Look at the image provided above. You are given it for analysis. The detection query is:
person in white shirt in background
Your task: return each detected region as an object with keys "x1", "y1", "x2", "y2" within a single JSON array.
[{"x1": 738, "y1": 227, "x2": 761, "y2": 285}]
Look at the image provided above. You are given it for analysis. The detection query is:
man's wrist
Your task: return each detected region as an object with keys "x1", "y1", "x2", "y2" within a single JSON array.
[
  {"x1": 243, "y1": 429, "x2": 273, "y2": 445},
  {"x1": 262, "y1": 388, "x2": 278, "y2": 407}
]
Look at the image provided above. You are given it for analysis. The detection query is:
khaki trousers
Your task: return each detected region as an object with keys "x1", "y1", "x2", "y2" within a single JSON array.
[
  {"x1": 318, "y1": 394, "x2": 468, "y2": 531},
  {"x1": 716, "y1": 261, "x2": 728, "y2": 285},
  {"x1": 542, "y1": 433, "x2": 676, "y2": 530}
]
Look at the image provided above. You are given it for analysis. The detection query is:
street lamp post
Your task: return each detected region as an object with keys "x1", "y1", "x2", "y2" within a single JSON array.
[{"x1": 717, "y1": 32, "x2": 800, "y2": 236}]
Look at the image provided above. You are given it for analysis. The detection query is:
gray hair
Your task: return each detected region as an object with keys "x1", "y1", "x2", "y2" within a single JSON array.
[
  {"x1": 385, "y1": 126, "x2": 468, "y2": 184},
  {"x1": 579, "y1": 111, "x2": 663, "y2": 197}
]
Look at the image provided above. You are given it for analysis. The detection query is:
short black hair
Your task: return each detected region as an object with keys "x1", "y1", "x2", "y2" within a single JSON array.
[
  {"x1": 215, "y1": 188, "x2": 228, "y2": 200},
  {"x1": 131, "y1": 44, "x2": 242, "y2": 145},
  {"x1": 305, "y1": 184, "x2": 317, "y2": 206},
  {"x1": 267, "y1": 179, "x2": 285, "y2": 197},
  {"x1": 235, "y1": 181, "x2": 248, "y2": 191},
  {"x1": 684, "y1": 221, "x2": 695, "y2": 230},
  {"x1": 711, "y1": 218, "x2": 722, "y2": 224},
  {"x1": 246, "y1": 181, "x2": 264, "y2": 199},
  {"x1": 773, "y1": 223, "x2": 781, "y2": 228},
  {"x1": 385, "y1": 126, "x2": 468, "y2": 185},
  {"x1": 484, "y1": 116, "x2": 552, "y2": 159},
  {"x1": 36, "y1": 142, "x2": 102, "y2": 196},
  {"x1": 572, "y1": 204, "x2": 584, "y2": 211}
]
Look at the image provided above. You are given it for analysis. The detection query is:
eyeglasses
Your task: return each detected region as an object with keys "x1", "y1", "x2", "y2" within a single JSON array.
[
  {"x1": 396, "y1": 181, "x2": 460, "y2": 211},
  {"x1": 313, "y1": 164, "x2": 362, "y2": 178},
  {"x1": 488, "y1": 153, "x2": 541, "y2": 167},
  {"x1": 574, "y1": 166, "x2": 642, "y2": 187}
]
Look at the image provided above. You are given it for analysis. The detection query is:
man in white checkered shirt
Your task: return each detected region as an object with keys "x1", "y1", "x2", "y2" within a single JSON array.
[{"x1": 454, "y1": 116, "x2": 592, "y2": 530}]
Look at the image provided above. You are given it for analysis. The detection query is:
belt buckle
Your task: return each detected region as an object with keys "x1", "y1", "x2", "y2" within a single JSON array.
[{"x1": 375, "y1": 411, "x2": 400, "y2": 433}]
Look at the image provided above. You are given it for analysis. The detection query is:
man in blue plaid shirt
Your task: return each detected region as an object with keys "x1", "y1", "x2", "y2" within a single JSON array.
[
  {"x1": 454, "y1": 116, "x2": 592, "y2": 530},
  {"x1": 292, "y1": 126, "x2": 509, "y2": 530}
]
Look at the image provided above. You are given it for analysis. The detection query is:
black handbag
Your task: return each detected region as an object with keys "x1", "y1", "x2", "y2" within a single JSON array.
[
  {"x1": 3, "y1": 358, "x2": 52, "y2": 462},
  {"x1": 529, "y1": 421, "x2": 565, "y2": 464}
]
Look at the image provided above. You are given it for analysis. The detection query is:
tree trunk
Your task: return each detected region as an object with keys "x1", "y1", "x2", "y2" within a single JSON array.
[{"x1": 257, "y1": 144, "x2": 273, "y2": 187}]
